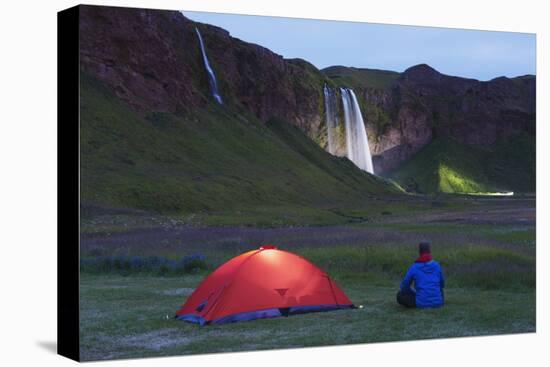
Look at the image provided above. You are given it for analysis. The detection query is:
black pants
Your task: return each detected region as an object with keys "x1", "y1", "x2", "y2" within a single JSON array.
[{"x1": 396, "y1": 290, "x2": 416, "y2": 308}]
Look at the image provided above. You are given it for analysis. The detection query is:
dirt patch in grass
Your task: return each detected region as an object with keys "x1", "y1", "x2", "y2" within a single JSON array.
[{"x1": 158, "y1": 288, "x2": 194, "y2": 296}]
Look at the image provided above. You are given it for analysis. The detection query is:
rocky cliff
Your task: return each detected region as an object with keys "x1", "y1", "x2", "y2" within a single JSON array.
[
  {"x1": 80, "y1": 5, "x2": 327, "y2": 138},
  {"x1": 80, "y1": 5, "x2": 535, "y2": 176},
  {"x1": 324, "y1": 65, "x2": 535, "y2": 173}
]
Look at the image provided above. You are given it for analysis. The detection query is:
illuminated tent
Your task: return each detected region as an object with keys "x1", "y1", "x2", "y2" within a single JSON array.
[{"x1": 175, "y1": 245, "x2": 354, "y2": 325}]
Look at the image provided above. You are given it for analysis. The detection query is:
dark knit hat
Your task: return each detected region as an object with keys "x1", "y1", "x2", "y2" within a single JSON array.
[{"x1": 419, "y1": 241, "x2": 431, "y2": 254}]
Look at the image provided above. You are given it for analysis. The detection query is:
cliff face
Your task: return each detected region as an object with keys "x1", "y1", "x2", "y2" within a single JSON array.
[
  {"x1": 337, "y1": 64, "x2": 536, "y2": 173},
  {"x1": 79, "y1": 5, "x2": 327, "y2": 137},
  {"x1": 80, "y1": 7, "x2": 203, "y2": 113},
  {"x1": 80, "y1": 5, "x2": 535, "y2": 176}
]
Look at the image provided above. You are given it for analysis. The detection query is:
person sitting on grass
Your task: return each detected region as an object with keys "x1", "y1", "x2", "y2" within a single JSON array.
[{"x1": 397, "y1": 241, "x2": 445, "y2": 308}]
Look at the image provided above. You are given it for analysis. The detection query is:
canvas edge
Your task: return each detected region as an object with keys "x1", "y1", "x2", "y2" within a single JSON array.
[{"x1": 57, "y1": 4, "x2": 81, "y2": 362}]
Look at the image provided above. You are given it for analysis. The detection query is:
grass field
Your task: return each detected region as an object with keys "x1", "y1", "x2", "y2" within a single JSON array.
[
  {"x1": 80, "y1": 275, "x2": 534, "y2": 361},
  {"x1": 79, "y1": 197, "x2": 535, "y2": 361}
]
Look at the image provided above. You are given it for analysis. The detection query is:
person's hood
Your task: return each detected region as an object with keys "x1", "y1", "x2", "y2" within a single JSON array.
[{"x1": 415, "y1": 260, "x2": 438, "y2": 273}]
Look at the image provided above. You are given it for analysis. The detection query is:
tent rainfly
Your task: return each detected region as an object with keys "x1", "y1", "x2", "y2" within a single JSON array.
[{"x1": 175, "y1": 245, "x2": 354, "y2": 325}]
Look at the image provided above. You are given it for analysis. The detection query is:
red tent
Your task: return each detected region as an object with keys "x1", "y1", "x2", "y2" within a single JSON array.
[{"x1": 175, "y1": 245, "x2": 354, "y2": 325}]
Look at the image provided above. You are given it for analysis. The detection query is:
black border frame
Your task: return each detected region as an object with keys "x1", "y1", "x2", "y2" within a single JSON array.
[{"x1": 57, "y1": 4, "x2": 80, "y2": 362}]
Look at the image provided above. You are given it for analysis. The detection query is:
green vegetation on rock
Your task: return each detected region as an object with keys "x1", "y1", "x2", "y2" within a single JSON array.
[
  {"x1": 389, "y1": 136, "x2": 536, "y2": 194},
  {"x1": 322, "y1": 66, "x2": 400, "y2": 90}
]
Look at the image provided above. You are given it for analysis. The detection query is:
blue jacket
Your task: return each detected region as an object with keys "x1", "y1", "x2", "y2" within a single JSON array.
[{"x1": 400, "y1": 260, "x2": 445, "y2": 308}]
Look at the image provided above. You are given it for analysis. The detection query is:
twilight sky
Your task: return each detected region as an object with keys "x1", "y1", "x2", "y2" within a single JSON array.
[{"x1": 182, "y1": 11, "x2": 536, "y2": 81}]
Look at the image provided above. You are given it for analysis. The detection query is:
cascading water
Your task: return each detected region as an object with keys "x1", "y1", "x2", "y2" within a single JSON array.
[
  {"x1": 195, "y1": 27, "x2": 223, "y2": 104},
  {"x1": 323, "y1": 84, "x2": 339, "y2": 155},
  {"x1": 340, "y1": 88, "x2": 374, "y2": 174}
]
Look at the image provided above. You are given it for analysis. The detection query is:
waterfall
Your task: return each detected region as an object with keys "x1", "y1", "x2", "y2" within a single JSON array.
[
  {"x1": 340, "y1": 88, "x2": 374, "y2": 174},
  {"x1": 323, "y1": 84, "x2": 339, "y2": 155},
  {"x1": 195, "y1": 27, "x2": 223, "y2": 104}
]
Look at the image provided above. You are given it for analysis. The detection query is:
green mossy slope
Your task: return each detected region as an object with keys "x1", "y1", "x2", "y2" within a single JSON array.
[
  {"x1": 80, "y1": 73, "x2": 399, "y2": 224},
  {"x1": 389, "y1": 136, "x2": 535, "y2": 194}
]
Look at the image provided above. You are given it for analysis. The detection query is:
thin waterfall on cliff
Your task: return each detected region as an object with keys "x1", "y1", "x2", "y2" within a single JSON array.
[
  {"x1": 195, "y1": 27, "x2": 223, "y2": 104},
  {"x1": 340, "y1": 88, "x2": 374, "y2": 174},
  {"x1": 323, "y1": 84, "x2": 339, "y2": 155}
]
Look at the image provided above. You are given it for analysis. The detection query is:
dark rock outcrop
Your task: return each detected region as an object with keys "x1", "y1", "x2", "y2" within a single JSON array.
[
  {"x1": 80, "y1": 7, "x2": 205, "y2": 113},
  {"x1": 79, "y1": 5, "x2": 327, "y2": 138},
  {"x1": 352, "y1": 65, "x2": 535, "y2": 173}
]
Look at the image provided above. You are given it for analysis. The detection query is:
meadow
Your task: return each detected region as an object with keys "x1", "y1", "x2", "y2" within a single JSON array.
[{"x1": 79, "y1": 196, "x2": 535, "y2": 361}]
